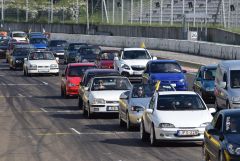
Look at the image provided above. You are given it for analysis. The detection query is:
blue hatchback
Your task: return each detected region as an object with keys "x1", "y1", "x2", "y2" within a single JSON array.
[
  {"x1": 29, "y1": 35, "x2": 48, "y2": 50},
  {"x1": 142, "y1": 60, "x2": 187, "y2": 91}
]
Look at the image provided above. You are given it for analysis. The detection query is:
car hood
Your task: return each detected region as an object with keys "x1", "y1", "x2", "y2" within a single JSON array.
[
  {"x1": 28, "y1": 60, "x2": 58, "y2": 65},
  {"x1": 67, "y1": 76, "x2": 82, "y2": 85},
  {"x1": 91, "y1": 90, "x2": 128, "y2": 101},
  {"x1": 225, "y1": 134, "x2": 240, "y2": 145},
  {"x1": 155, "y1": 110, "x2": 213, "y2": 127},
  {"x1": 130, "y1": 97, "x2": 151, "y2": 108},
  {"x1": 151, "y1": 73, "x2": 185, "y2": 81},
  {"x1": 122, "y1": 59, "x2": 150, "y2": 67}
]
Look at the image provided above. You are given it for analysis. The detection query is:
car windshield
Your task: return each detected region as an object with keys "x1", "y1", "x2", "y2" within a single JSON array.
[
  {"x1": 122, "y1": 50, "x2": 151, "y2": 59},
  {"x1": 150, "y1": 62, "x2": 182, "y2": 73},
  {"x1": 91, "y1": 77, "x2": 131, "y2": 91},
  {"x1": 100, "y1": 52, "x2": 117, "y2": 60},
  {"x1": 225, "y1": 116, "x2": 240, "y2": 134},
  {"x1": 49, "y1": 41, "x2": 67, "y2": 47},
  {"x1": 13, "y1": 49, "x2": 31, "y2": 56},
  {"x1": 132, "y1": 84, "x2": 155, "y2": 98},
  {"x1": 81, "y1": 48, "x2": 97, "y2": 55},
  {"x1": 203, "y1": 68, "x2": 216, "y2": 80},
  {"x1": 30, "y1": 38, "x2": 48, "y2": 44},
  {"x1": 230, "y1": 70, "x2": 240, "y2": 88},
  {"x1": 157, "y1": 94, "x2": 205, "y2": 111},
  {"x1": 29, "y1": 52, "x2": 55, "y2": 60},
  {"x1": 13, "y1": 33, "x2": 26, "y2": 37},
  {"x1": 85, "y1": 72, "x2": 120, "y2": 86},
  {"x1": 68, "y1": 66, "x2": 96, "y2": 77},
  {"x1": 69, "y1": 44, "x2": 87, "y2": 51}
]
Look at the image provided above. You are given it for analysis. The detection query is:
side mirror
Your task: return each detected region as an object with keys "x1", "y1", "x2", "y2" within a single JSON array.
[
  {"x1": 209, "y1": 108, "x2": 216, "y2": 114},
  {"x1": 120, "y1": 93, "x2": 128, "y2": 99},
  {"x1": 182, "y1": 70, "x2": 187, "y2": 73},
  {"x1": 152, "y1": 56, "x2": 157, "y2": 60},
  {"x1": 24, "y1": 58, "x2": 27, "y2": 61},
  {"x1": 146, "y1": 108, "x2": 153, "y2": 114},
  {"x1": 207, "y1": 128, "x2": 220, "y2": 135},
  {"x1": 84, "y1": 87, "x2": 89, "y2": 91},
  {"x1": 114, "y1": 57, "x2": 119, "y2": 61},
  {"x1": 220, "y1": 81, "x2": 227, "y2": 89},
  {"x1": 61, "y1": 73, "x2": 65, "y2": 77}
]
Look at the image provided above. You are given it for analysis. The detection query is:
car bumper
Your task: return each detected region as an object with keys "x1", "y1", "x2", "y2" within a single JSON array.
[
  {"x1": 202, "y1": 91, "x2": 215, "y2": 102},
  {"x1": 224, "y1": 150, "x2": 240, "y2": 161},
  {"x1": 230, "y1": 102, "x2": 240, "y2": 109},
  {"x1": 129, "y1": 112, "x2": 144, "y2": 125},
  {"x1": 66, "y1": 86, "x2": 79, "y2": 96},
  {"x1": 89, "y1": 104, "x2": 119, "y2": 113},
  {"x1": 154, "y1": 127, "x2": 205, "y2": 141},
  {"x1": 28, "y1": 69, "x2": 59, "y2": 74}
]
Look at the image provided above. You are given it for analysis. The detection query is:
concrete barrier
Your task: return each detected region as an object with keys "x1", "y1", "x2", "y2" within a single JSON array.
[{"x1": 51, "y1": 33, "x2": 240, "y2": 60}]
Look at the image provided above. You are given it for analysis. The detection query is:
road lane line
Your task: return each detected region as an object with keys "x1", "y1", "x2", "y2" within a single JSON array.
[
  {"x1": 40, "y1": 108, "x2": 48, "y2": 113},
  {"x1": 23, "y1": 110, "x2": 44, "y2": 113},
  {"x1": 70, "y1": 128, "x2": 81, "y2": 135},
  {"x1": 42, "y1": 81, "x2": 48, "y2": 85},
  {"x1": 0, "y1": 83, "x2": 49, "y2": 86}
]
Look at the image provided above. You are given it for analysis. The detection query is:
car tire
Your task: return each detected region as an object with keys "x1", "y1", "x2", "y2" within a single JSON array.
[
  {"x1": 63, "y1": 89, "x2": 68, "y2": 99},
  {"x1": 140, "y1": 121, "x2": 149, "y2": 142},
  {"x1": 78, "y1": 97, "x2": 83, "y2": 110},
  {"x1": 23, "y1": 69, "x2": 26, "y2": 76},
  {"x1": 227, "y1": 101, "x2": 231, "y2": 109},
  {"x1": 61, "y1": 87, "x2": 64, "y2": 97},
  {"x1": 215, "y1": 100, "x2": 220, "y2": 111},
  {"x1": 126, "y1": 113, "x2": 132, "y2": 131},
  {"x1": 150, "y1": 124, "x2": 157, "y2": 146},
  {"x1": 119, "y1": 112, "x2": 124, "y2": 127},
  {"x1": 87, "y1": 103, "x2": 92, "y2": 119}
]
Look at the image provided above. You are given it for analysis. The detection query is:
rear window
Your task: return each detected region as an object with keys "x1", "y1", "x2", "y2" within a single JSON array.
[{"x1": 68, "y1": 66, "x2": 96, "y2": 77}]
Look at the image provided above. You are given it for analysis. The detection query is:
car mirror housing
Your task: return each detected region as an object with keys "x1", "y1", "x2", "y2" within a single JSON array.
[
  {"x1": 220, "y1": 81, "x2": 227, "y2": 89},
  {"x1": 152, "y1": 56, "x2": 157, "y2": 60},
  {"x1": 120, "y1": 93, "x2": 128, "y2": 99},
  {"x1": 209, "y1": 108, "x2": 216, "y2": 114},
  {"x1": 84, "y1": 87, "x2": 89, "y2": 91},
  {"x1": 146, "y1": 108, "x2": 153, "y2": 114}
]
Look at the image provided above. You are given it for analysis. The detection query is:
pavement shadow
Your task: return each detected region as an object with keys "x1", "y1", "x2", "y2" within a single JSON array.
[
  {"x1": 44, "y1": 105, "x2": 80, "y2": 111},
  {"x1": 33, "y1": 95, "x2": 70, "y2": 100},
  {"x1": 50, "y1": 113, "x2": 83, "y2": 120},
  {"x1": 85, "y1": 123, "x2": 138, "y2": 132}
]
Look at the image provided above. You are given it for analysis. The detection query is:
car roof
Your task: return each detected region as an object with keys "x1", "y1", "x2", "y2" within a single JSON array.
[
  {"x1": 86, "y1": 69, "x2": 120, "y2": 75},
  {"x1": 202, "y1": 64, "x2": 217, "y2": 68},
  {"x1": 93, "y1": 76, "x2": 126, "y2": 79},
  {"x1": 69, "y1": 43, "x2": 87, "y2": 45},
  {"x1": 123, "y1": 48, "x2": 146, "y2": 51},
  {"x1": 149, "y1": 59, "x2": 177, "y2": 63},
  {"x1": 219, "y1": 60, "x2": 240, "y2": 70},
  {"x1": 219, "y1": 109, "x2": 240, "y2": 116},
  {"x1": 12, "y1": 31, "x2": 26, "y2": 33},
  {"x1": 68, "y1": 63, "x2": 96, "y2": 67},
  {"x1": 49, "y1": 40, "x2": 67, "y2": 42},
  {"x1": 158, "y1": 91, "x2": 197, "y2": 95}
]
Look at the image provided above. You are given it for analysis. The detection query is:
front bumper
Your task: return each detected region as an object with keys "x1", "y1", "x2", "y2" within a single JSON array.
[
  {"x1": 154, "y1": 127, "x2": 205, "y2": 141},
  {"x1": 129, "y1": 111, "x2": 143, "y2": 125},
  {"x1": 89, "y1": 103, "x2": 119, "y2": 113},
  {"x1": 66, "y1": 86, "x2": 79, "y2": 96},
  {"x1": 28, "y1": 68, "x2": 59, "y2": 74},
  {"x1": 202, "y1": 90, "x2": 215, "y2": 102}
]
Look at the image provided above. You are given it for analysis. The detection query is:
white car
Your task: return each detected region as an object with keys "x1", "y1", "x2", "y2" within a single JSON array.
[
  {"x1": 23, "y1": 51, "x2": 59, "y2": 76},
  {"x1": 10, "y1": 31, "x2": 28, "y2": 42},
  {"x1": 82, "y1": 76, "x2": 132, "y2": 118},
  {"x1": 140, "y1": 91, "x2": 216, "y2": 146},
  {"x1": 114, "y1": 48, "x2": 157, "y2": 82}
]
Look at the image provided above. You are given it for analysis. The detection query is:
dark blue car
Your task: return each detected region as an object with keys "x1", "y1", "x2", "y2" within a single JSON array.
[
  {"x1": 142, "y1": 60, "x2": 187, "y2": 91},
  {"x1": 193, "y1": 64, "x2": 217, "y2": 104}
]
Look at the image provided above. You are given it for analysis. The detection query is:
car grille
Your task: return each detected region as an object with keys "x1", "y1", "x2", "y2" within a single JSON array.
[
  {"x1": 38, "y1": 66, "x2": 49, "y2": 68},
  {"x1": 106, "y1": 101, "x2": 119, "y2": 104},
  {"x1": 131, "y1": 65, "x2": 145, "y2": 71}
]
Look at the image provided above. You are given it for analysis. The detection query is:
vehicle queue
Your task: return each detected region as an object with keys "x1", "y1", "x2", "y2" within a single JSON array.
[{"x1": 1, "y1": 30, "x2": 240, "y2": 161}]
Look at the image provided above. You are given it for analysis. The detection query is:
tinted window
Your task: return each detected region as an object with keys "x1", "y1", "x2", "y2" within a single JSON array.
[
  {"x1": 68, "y1": 66, "x2": 96, "y2": 77},
  {"x1": 13, "y1": 48, "x2": 31, "y2": 56},
  {"x1": 30, "y1": 38, "x2": 48, "y2": 44},
  {"x1": 81, "y1": 48, "x2": 97, "y2": 55},
  {"x1": 13, "y1": 33, "x2": 26, "y2": 37},
  {"x1": 230, "y1": 70, "x2": 240, "y2": 88},
  {"x1": 150, "y1": 62, "x2": 181, "y2": 73},
  {"x1": 69, "y1": 44, "x2": 87, "y2": 51},
  {"x1": 203, "y1": 68, "x2": 216, "y2": 80},
  {"x1": 132, "y1": 84, "x2": 155, "y2": 98},
  {"x1": 29, "y1": 52, "x2": 55, "y2": 60},
  {"x1": 85, "y1": 72, "x2": 120, "y2": 86},
  {"x1": 100, "y1": 52, "x2": 117, "y2": 60},
  {"x1": 122, "y1": 50, "x2": 151, "y2": 59},
  {"x1": 157, "y1": 94, "x2": 205, "y2": 111},
  {"x1": 225, "y1": 115, "x2": 240, "y2": 134}
]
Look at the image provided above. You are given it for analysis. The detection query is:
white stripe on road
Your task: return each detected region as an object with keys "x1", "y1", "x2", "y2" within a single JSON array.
[
  {"x1": 40, "y1": 108, "x2": 48, "y2": 113},
  {"x1": 42, "y1": 81, "x2": 48, "y2": 85},
  {"x1": 0, "y1": 83, "x2": 48, "y2": 86},
  {"x1": 70, "y1": 128, "x2": 81, "y2": 135},
  {"x1": 70, "y1": 128, "x2": 131, "y2": 135}
]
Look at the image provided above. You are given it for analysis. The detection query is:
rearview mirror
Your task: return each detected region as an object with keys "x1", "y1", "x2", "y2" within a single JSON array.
[
  {"x1": 209, "y1": 108, "x2": 216, "y2": 114},
  {"x1": 120, "y1": 93, "x2": 128, "y2": 99},
  {"x1": 220, "y1": 82, "x2": 226, "y2": 89},
  {"x1": 152, "y1": 56, "x2": 157, "y2": 60},
  {"x1": 146, "y1": 109, "x2": 153, "y2": 114},
  {"x1": 84, "y1": 87, "x2": 89, "y2": 91},
  {"x1": 207, "y1": 128, "x2": 220, "y2": 135}
]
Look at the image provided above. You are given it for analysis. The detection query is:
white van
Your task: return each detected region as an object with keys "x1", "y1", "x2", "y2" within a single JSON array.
[{"x1": 214, "y1": 60, "x2": 240, "y2": 109}]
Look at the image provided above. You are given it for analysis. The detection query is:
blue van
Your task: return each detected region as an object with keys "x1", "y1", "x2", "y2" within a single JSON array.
[
  {"x1": 29, "y1": 35, "x2": 48, "y2": 50},
  {"x1": 142, "y1": 60, "x2": 187, "y2": 91}
]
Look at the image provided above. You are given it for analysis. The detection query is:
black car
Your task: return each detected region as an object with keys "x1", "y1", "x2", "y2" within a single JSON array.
[
  {"x1": 48, "y1": 40, "x2": 68, "y2": 59},
  {"x1": 193, "y1": 64, "x2": 217, "y2": 104},
  {"x1": 76, "y1": 46, "x2": 101, "y2": 63},
  {"x1": 64, "y1": 43, "x2": 88, "y2": 64},
  {"x1": 78, "y1": 69, "x2": 120, "y2": 109},
  {"x1": 9, "y1": 45, "x2": 34, "y2": 70},
  {"x1": 203, "y1": 109, "x2": 240, "y2": 161},
  {"x1": 0, "y1": 38, "x2": 9, "y2": 59}
]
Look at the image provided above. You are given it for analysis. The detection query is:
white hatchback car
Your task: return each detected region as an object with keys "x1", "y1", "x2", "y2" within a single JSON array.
[
  {"x1": 82, "y1": 76, "x2": 132, "y2": 118},
  {"x1": 23, "y1": 51, "x2": 59, "y2": 76},
  {"x1": 140, "y1": 91, "x2": 216, "y2": 146}
]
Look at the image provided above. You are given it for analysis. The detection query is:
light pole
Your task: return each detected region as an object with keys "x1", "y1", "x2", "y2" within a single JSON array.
[
  {"x1": 86, "y1": 0, "x2": 89, "y2": 34},
  {"x1": 1, "y1": 0, "x2": 4, "y2": 23},
  {"x1": 26, "y1": 0, "x2": 28, "y2": 22},
  {"x1": 51, "y1": 0, "x2": 53, "y2": 23}
]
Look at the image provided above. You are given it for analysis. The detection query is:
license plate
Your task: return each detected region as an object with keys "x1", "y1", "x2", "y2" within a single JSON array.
[
  {"x1": 107, "y1": 106, "x2": 118, "y2": 111},
  {"x1": 177, "y1": 130, "x2": 199, "y2": 136},
  {"x1": 133, "y1": 71, "x2": 143, "y2": 75},
  {"x1": 171, "y1": 83, "x2": 176, "y2": 87},
  {"x1": 38, "y1": 70, "x2": 49, "y2": 73},
  {"x1": 94, "y1": 108, "x2": 99, "y2": 112},
  {"x1": 56, "y1": 53, "x2": 64, "y2": 55}
]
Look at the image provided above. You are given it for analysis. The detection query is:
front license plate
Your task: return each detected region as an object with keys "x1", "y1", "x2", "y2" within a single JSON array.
[
  {"x1": 38, "y1": 70, "x2": 49, "y2": 73},
  {"x1": 133, "y1": 71, "x2": 143, "y2": 75},
  {"x1": 177, "y1": 130, "x2": 199, "y2": 136},
  {"x1": 107, "y1": 106, "x2": 118, "y2": 111}
]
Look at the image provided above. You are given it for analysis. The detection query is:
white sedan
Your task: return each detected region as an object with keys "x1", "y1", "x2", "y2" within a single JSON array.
[
  {"x1": 140, "y1": 91, "x2": 216, "y2": 146},
  {"x1": 82, "y1": 76, "x2": 132, "y2": 118},
  {"x1": 23, "y1": 51, "x2": 59, "y2": 76}
]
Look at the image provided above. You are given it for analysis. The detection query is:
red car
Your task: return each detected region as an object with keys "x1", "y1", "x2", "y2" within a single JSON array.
[
  {"x1": 61, "y1": 63, "x2": 96, "y2": 98},
  {"x1": 96, "y1": 50, "x2": 120, "y2": 69}
]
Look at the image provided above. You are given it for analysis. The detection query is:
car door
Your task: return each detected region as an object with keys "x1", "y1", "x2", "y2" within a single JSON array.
[
  {"x1": 206, "y1": 114, "x2": 223, "y2": 161},
  {"x1": 193, "y1": 67, "x2": 203, "y2": 94},
  {"x1": 218, "y1": 72, "x2": 228, "y2": 108},
  {"x1": 145, "y1": 94, "x2": 156, "y2": 133},
  {"x1": 119, "y1": 91, "x2": 130, "y2": 121},
  {"x1": 82, "y1": 79, "x2": 92, "y2": 106},
  {"x1": 61, "y1": 66, "x2": 68, "y2": 90}
]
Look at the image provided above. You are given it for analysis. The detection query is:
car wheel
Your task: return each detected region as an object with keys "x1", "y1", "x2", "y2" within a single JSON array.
[
  {"x1": 227, "y1": 101, "x2": 231, "y2": 109},
  {"x1": 215, "y1": 100, "x2": 220, "y2": 111},
  {"x1": 219, "y1": 150, "x2": 226, "y2": 161},
  {"x1": 87, "y1": 103, "x2": 92, "y2": 119},
  {"x1": 150, "y1": 124, "x2": 157, "y2": 146},
  {"x1": 119, "y1": 112, "x2": 124, "y2": 127},
  {"x1": 61, "y1": 87, "x2": 64, "y2": 97},
  {"x1": 126, "y1": 113, "x2": 132, "y2": 131},
  {"x1": 63, "y1": 89, "x2": 68, "y2": 99},
  {"x1": 23, "y1": 69, "x2": 26, "y2": 76},
  {"x1": 55, "y1": 73, "x2": 59, "y2": 76},
  {"x1": 78, "y1": 97, "x2": 83, "y2": 110},
  {"x1": 140, "y1": 121, "x2": 149, "y2": 142}
]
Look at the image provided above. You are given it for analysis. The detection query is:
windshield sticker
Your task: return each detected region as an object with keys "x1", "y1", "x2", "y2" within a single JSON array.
[{"x1": 226, "y1": 116, "x2": 230, "y2": 131}]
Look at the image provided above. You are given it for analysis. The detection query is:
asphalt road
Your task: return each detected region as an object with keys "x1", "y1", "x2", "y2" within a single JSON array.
[{"x1": 0, "y1": 59, "x2": 206, "y2": 161}]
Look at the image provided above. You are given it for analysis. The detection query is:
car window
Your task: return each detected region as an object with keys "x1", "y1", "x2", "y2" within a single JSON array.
[
  {"x1": 122, "y1": 50, "x2": 151, "y2": 59},
  {"x1": 49, "y1": 41, "x2": 67, "y2": 47},
  {"x1": 132, "y1": 84, "x2": 154, "y2": 98},
  {"x1": 230, "y1": 70, "x2": 240, "y2": 88},
  {"x1": 157, "y1": 94, "x2": 205, "y2": 111},
  {"x1": 225, "y1": 115, "x2": 240, "y2": 134},
  {"x1": 100, "y1": 52, "x2": 117, "y2": 60},
  {"x1": 68, "y1": 66, "x2": 96, "y2": 77},
  {"x1": 29, "y1": 52, "x2": 55, "y2": 60},
  {"x1": 13, "y1": 33, "x2": 26, "y2": 37},
  {"x1": 214, "y1": 114, "x2": 223, "y2": 132},
  {"x1": 150, "y1": 62, "x2": 181, "y2": 73},
  {"x1": 203, "y1": 68, "x2": 216, "y2": 80},
  {"x1": 30, "y1": 38, "x2": 48, "y2": 44}
]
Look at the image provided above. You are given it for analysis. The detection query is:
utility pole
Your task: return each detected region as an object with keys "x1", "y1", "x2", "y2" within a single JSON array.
[
  {"x1": 77, "y1": 0, "x2": 79, "y2": 23},
  {"x1": 193, "y1": 0, "x2": 196, "y2": 27},
  {"x1": 112, "y1": 0, "x2": 115, "y2": 24},
  {"x1": 150, "y1": 0, "x2": 152, "y2": 25},
  {"x1": 51, "y1": 0, "x2": 53, "y2": 23},
  {"x1": 140, "y1": 0, "x2": 142, "y2": 24},
  {"x1": 121, "y1": 0, "x2": 123, "y2": 24},
  {"x1": 222, "y1": 0, "x2": 226, "y2": 27},
  {"x1": 26, "y1": 0, "x2": 28, "y2": 22},
  {"x1": 130, "y1": 0, "x2": 133, "y2": 24},
  {"x1": 86, "y1": 0, "x2": 89, "y2": 34},
  {"x1": 160, "y1": 0, "x2": 162, "y2": 24},
  {"x1": 1, "y1": 0, "x2": 4, "y2": 23},
  {"x1": 171, "y1": 0, "x2": 173, "y2": 25}
]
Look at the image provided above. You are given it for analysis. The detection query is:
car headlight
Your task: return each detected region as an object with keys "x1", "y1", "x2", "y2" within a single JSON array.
[
  {"x1": 159, "y1": 123, "x2": 175, "y2": 128},
  {"x1": 179, "y1": 79, "x2": 185, "y2": 83},
  {"x1": 29, "y1": 64, "x2": 37, "y2": 69},
  {"x1": 200, "y1": 122, "x2": 211, "y2": 127},
  {"x1": 227, "y1": 143, "x2": 240, "y2": 155},
  {"x1": 68, "y1": 82, "x2": 76, "y2": 87},
  {"x1": 50, "y1": 64, "x2": 58, "y2": 69},
  {"x1": 92, "y1": 98, "x2": 105, "y2": 104},
  {"x1": 232, "y1": 97, "x2": 240, "y2": 102},
  {"x1": 15, "y1": 60, "x2": 22, "y2": 63},
  {"x1": 121, "y1": 64, "x2": 130, "y2": 70}
]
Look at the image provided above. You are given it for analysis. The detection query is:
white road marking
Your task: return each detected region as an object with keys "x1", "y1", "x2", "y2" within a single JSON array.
[
  {"x1": 0, "y1": 95, "x2": 32, "y2": 98},
  {"x1": 40, "y1": 108, "x2": 48, "y2": 113},
  {"x1": 42, "y1": 81, "x2": 48, "y2": 85},
  {"x1": 0, "y1": 83, "x2": 48, "y2": 86},
  {"x1": 56, "y1": 110, "x2": 81, "y2": 113},
  {"x1": 70, "y1": 128, "x2": 81, "y2": 135}
]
